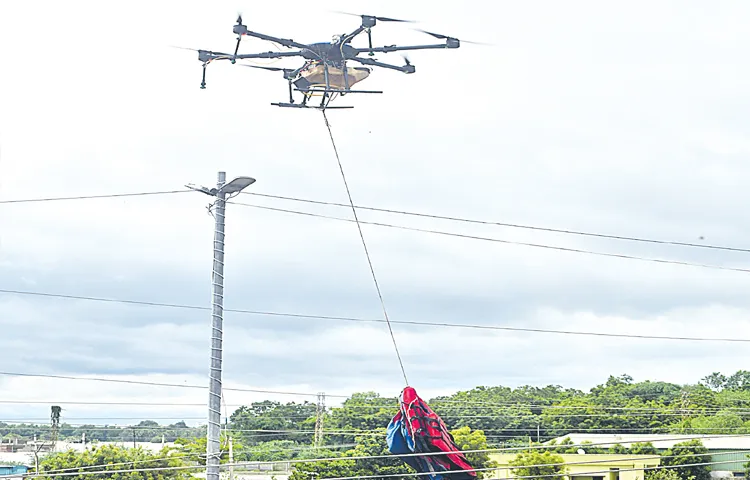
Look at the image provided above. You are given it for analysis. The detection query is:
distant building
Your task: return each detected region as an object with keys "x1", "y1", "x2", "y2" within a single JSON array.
[
  {"x1": 549, "y1": 434, "x2": 750, "y2": 478},
  {"x1": 491, "y1": 452, "x2": 661, "y2": 480},
  {"x1": 0, "y1": 465, "x2": 29, "y2": 477}
]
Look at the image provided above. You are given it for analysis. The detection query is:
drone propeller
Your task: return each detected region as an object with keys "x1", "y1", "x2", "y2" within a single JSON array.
[
  {"x1": 240, "y1": 64, "x2": 286, "y2": 72},
  {"x1": 415, "y1": 28, "x2": 491, "y2": 45},
  {"x1": 333, "y1": 11, "x2": 415, "y2": 23}
]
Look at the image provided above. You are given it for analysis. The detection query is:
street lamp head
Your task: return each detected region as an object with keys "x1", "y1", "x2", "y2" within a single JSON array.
[{"x1": 220, "y1": 176, "x2": 256, "y2": 194}]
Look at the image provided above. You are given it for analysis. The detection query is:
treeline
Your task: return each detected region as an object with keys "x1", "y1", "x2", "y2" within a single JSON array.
[
  {"x1": 1, "y1": 420, "x2": 204, "y2": 443},
  {"x1": 9, "y1": 371, "x2": 750, "y2": 448},
  {"x1": 230, "y1": 371, "x2": 750, "y2": 448}
]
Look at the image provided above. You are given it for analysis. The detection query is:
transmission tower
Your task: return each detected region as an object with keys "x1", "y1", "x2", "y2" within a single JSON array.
[
  {"x1": 50, "y1": 406, "x2": 61, "y2": 452},
  {"x1": 314, "y1": 392, "x2": 326, "y2": 447},
  {"x1": 680, "y1": 390, "x2": 691, "y2": 432}
]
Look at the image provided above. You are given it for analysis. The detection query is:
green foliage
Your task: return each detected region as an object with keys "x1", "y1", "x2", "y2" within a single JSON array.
[
  {"x1": 450, "y1": 426, "x2": 498, "y2": 478},
  {"x1": 509, "y1": 450, "x2": 567, "y2": 480},
  {"x1": 0, "y1": 420, "x2": 202, "y2": 443},
  {"x1": 229, "y1": 400, "x2": 316, "y2": 445},
  {"x1": 629, "y1": 442, "x2": 659, "y2": 455},
  {"x1": 644, "y1": 468, "x2": 681, "y2": 480},
  {"x1": 324, "y1": 392, "x2": 398, "y2": 444},
  {"x1": 660, "y1": 439, "x2": 711, "y2": 480},
  {"x1": 289, "y1": 434, "x2": 414, "y2": 480},
  {"x1": 36, "y1": 443, "x2": 195, "y2": 480},
  {"x1": 173, "y1": 432, "x2": 244, "y2": 465}
]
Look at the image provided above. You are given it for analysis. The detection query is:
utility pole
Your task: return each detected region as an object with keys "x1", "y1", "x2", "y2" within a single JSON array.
[
  {"x1": 187, "y1": 172, "x2": 257, "y2": 480},
  {"x1": 50, "y1": 406, "x2": 61, "y2": 452},
  {"x1": 228, "y1": 436, "x2": 234, "y2": 480},
  {"x1": 314, "y1": 392, "x2": 326, "y2": 447}
]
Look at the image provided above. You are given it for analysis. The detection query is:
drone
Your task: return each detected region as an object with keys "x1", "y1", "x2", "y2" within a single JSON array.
[{"x1": 185, "y1": 13, "x2": 479, "y2": 109}]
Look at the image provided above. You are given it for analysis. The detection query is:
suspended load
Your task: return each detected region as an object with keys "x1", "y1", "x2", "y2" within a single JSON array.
[{"x1": 387, "y1": 386, "x2": 477, "y2": 480}]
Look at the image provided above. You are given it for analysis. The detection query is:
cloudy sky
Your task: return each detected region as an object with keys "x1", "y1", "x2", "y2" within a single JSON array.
[{"x1": 2, "y1": 0, "x2": 750, "y2": 427}]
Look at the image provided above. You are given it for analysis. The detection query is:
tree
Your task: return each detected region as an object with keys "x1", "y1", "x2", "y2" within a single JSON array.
[
  {"x1": 230, "y1": 400, "x2": 317, "y2": 444},
  {"x1": 629, "y1": 442, "x2": 659, "y2": 455},
  {"x1": 645, "y1": 468, "x2": 681, "y2": 480},
  {"x1": 289, "y1": 434, "x2": 414, "y2": 480},
  {"x1": 724, "y1": 371, "x2": 750, "y2": 391},
  {"x1": 660, "y1": 439, "x2": 711, "y2": 480},
  {"x1": 174, "y1": 432, "x2": 245, "y2": 465},
  {"x1": 450, "y1": 426, "x2": 498, "y2": 478},
  {"x1": 36, "y1": 443, "x2": 194, "y2": 480},
  {"x1": 509, "y1": 450, "x2": 567, "y2": 480},
  {"x1": 701, "y1": 373, "x2": 727, "y2": 391}
]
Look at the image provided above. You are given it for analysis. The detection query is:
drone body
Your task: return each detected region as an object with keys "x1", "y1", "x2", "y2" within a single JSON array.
[{"x1": 189, "y1": 13, "x2": 469, "y2": 109}]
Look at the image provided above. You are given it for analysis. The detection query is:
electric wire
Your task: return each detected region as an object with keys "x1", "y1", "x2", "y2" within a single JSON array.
[
  {"x1": 3, "y1": 287, "x2": 749, "y2": 344},
  {"x1": 7, "y1": 441, "x2": 748, "y2": 479},
  {"x1": 3, "y1": 185, "x2": 748, "y2": 256},
  {"x1": 242, "y1": 191, "x2": 750, "y2": 254},
  {"x1": 231, "y1": 201, "x2": 750, "y2": 274},
  {"x1": 0, "y1": 190, "x2": 192, "y2": 204},
  {"x1": 321, "y1": 111, "x2": 409, "y2": 386},
  {"x1": 4, "y1": 423, "x2": 749, "y2": 435}
]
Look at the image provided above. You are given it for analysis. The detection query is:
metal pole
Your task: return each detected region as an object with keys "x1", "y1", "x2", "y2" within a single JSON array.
[
  {"x1": 206, "y1": 171, "x2": 227, "y2": 480},
  {"x1": 228, "y1": 436, "x2": 234, "y2": 480}
]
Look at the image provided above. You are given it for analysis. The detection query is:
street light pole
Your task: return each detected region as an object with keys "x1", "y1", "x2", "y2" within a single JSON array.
[
  {"x1": 187, "y1": 171, "x2": 257, "y2": 480},
  {"x1": 206, "y1": 171, "x2": 226, "y2": 480}
]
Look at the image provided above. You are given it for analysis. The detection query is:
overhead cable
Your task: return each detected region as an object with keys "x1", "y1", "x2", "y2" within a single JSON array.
[
  {"x1": 0, "y1": 190, "x2": 192, "y2": 204},
  {"x1": 2, "y1": 186, "x2": 747, "y2": 255},
  {"x1": 230, "y1": 201, "x2": 750, "y2": 274},
  {"x1": 1, "y1": 288, "x2": 748, "y2": 344},
  {"x1": 242, "y1": 191, "x2": 750, "y2": 254},
  {"x1": 9, "y1": 442, "x2": 748, "y2": 479}
]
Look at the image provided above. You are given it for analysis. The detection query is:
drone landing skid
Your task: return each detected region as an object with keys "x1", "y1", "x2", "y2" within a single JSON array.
[
  {"x1": 271, "y1": 102, "x2": 355, "y2": 110},
  {"x1": 296, "y1": 88, "x2": 384, "y2": 95}
]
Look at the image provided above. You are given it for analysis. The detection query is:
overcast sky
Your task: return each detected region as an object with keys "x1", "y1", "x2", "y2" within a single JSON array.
[{"x1": 2, "y1": 0, "x2": 750, "y2": 428}]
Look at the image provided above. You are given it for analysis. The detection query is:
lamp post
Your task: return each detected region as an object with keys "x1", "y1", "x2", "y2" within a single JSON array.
[{"x1": 187, "y1": 172, "x2": 256, "y2": 480}]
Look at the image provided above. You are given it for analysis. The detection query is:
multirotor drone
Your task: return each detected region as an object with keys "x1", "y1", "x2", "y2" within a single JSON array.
[{"x1": 184, "y1": 13, "x2": 480, "y2": 109}]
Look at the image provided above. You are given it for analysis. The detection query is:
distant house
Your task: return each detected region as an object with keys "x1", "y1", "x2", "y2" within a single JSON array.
[
  {"x1": 549, "y1": 434, "x2": 750, "y2": 478},
  {"x1": 0, "y1": 465, "x2": 29, "y2": 477},
  {"x1": 491, "y1": 452, "x2": 661, "y2": 480}
]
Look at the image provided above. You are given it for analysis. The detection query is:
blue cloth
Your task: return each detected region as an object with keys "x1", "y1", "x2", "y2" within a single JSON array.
[{"x1": 387, "y1": 415, "x2": 445, "y2": 480}]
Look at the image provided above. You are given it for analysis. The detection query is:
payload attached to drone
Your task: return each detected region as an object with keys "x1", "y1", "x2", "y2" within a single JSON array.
[{"x1": 183, "y1": 13, "x2": 480, "y2": 109}]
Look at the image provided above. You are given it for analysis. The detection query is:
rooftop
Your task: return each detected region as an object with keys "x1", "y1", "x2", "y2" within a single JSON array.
[{"x1": 549, "y1": 434, "x2": 750, "y2": 450}]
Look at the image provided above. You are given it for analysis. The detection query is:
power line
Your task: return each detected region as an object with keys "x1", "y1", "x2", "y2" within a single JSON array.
[
  {"x1": 3, "y1": 287, "x2": 749, "y2": 344},
  {"x1": 242, "y1": 191, "x2": 750, "y2": 255},
  {"x1": 0, "y1": 370, "x2": 346, "y2": 398},
  {"x1": 230, "y1": 201, "x2": 750, "y2": 274},
  {"x1": 12, "y1": 439, "x2": 747, "y2": 479},
  {"x1": 0, "y1": 189, "x2": 192, "y2": 204},
  {"x1": 321, "y1": 111, "x2": 409, "y2": 386},
  {"x1": 3, "y1": 186, "x2": 746, "y2": 256}
]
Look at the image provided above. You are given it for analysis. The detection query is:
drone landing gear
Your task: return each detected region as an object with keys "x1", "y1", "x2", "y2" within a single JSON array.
[
  {"x1": 295, "y1": 88, "x2": 384, "y2": 95},
  {"x1": 200, "y1": 63, "x2": 207, "y2": 89},
  {"x1": 271, "y1": 102, "x2": 354, "y2": 110}
]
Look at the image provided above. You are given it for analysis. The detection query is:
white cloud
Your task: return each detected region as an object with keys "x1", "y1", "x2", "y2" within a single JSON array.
[{"x1": 2, "y1": 0, "x2": 750, "y2": 425}]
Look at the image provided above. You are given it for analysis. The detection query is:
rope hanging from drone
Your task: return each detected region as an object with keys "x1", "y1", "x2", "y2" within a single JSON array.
[
  {"x1": 319, "y1": 111, "x2": 479, "y2": 480},
  {"x1": 320, "y1": 111, "x2": 408, "y2": 385}
]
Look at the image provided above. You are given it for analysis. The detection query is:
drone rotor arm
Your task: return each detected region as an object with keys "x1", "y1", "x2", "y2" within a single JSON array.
[
  {"x1": 354, "y1": 43, "x2": 457, "y2": 54},
  {"x1": 349, "y1": 56, "x2": 414, "y2": 73},
  {"x1": 236, "y1": 28, "x2": 313, "y2": 50},
  {"x1": 233, "y1": 50, "x2": 307, "y2": 60}
]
